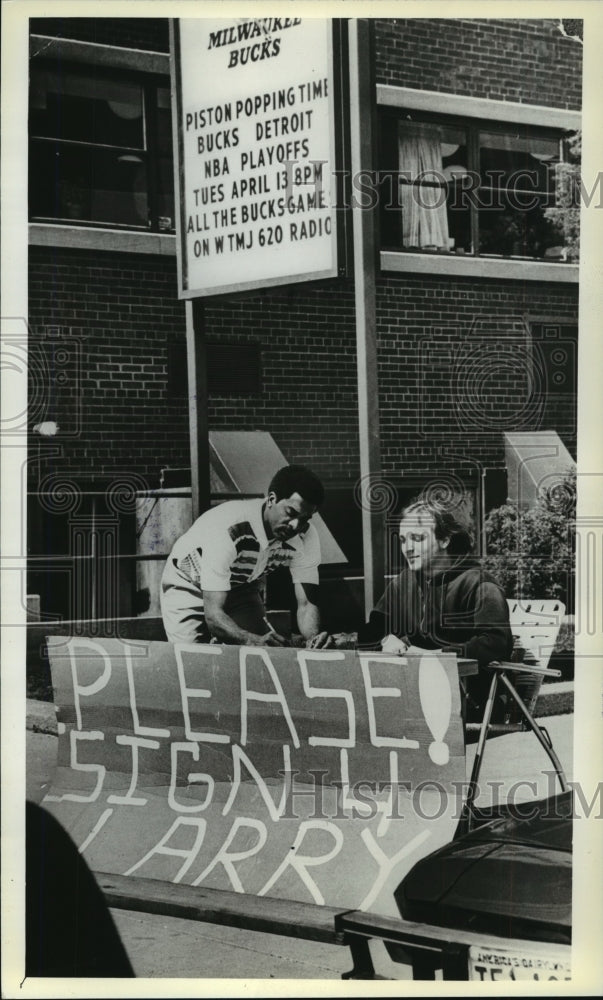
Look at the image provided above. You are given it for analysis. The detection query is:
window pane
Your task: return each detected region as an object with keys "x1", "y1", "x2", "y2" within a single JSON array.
[
  {"x1": 156, "y1": 86, "x2": 173, "y2": 152},
  {"x1": 478, "y1": 130, "x2": 562, "y2": 258},
  {"x1": 155, "y1": 87, "x2": 175, "y2": 230},
  {"x1": 30, "y1": 67, "x2": 144, "y2": 149},
  {"x1": 480, "y1": 129, "x2": 559, "y2": 193},
  {"x1": 378, "y1": 111, "x2": 402, "y2": 250},
  {"x1": 157, "y1": 157, "x2": 175, "y2": 230},
  {"x1": 377, "y1": 112, "x2": 568, "y2": 261},
  {"x1": 440, "y1": 124, "x2": 471, "y2": 253},
  {"x1": 478, "y1": 203, "x2": 562, "y2": 258},
  {"x1": 396, "y1": 121, "x2": 471, "y2": 253},
  {"x1": 30, "y1": 140, "x2": 149, "y2": 227},
  {"x1": 397, "y1": 122, "x2": 450, "y2": 250}
]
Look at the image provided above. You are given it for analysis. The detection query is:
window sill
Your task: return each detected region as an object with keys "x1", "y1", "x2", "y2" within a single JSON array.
[
  {"x1": 29, "y1": 226, "x2": 579, "y2": 282},
  {"x1": 29, "y1": 223, "x2": 176, "y2": 256},
  {"x1": 30, "y1": 35, "x2": 169, "y2": 74},
  {"x1": 376, "y1": 84, "x2": 581, "y2": 129},
  {"x1": 380, "y1": 250, "x2": 579, "y2": 283}
]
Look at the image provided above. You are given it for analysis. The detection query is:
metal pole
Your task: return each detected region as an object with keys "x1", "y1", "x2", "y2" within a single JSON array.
[
  {"x1": 185, "y1": 298, "x2": 211, "y2": 520},
  {"x1": 348, "y1": 18, "x2": 385, "y2": 616},
  {"x1": 90, "y1": 495, "x2": 96, "y2": 620}
]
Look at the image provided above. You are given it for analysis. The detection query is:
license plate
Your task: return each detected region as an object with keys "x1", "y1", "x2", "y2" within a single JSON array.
[{"x1": 469, "y1": 943, "x2": 571, "y2": 981}]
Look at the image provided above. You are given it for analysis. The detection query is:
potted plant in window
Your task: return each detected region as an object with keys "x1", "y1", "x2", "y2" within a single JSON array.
[
  {"x1": 483, "y1": 468, "x2": 576, "y2": 679},
  {"x1": 544, "y1": 130, "x2": 581, "y2": 263}
]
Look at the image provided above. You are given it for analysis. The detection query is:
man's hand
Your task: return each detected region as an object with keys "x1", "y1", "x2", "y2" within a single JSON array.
[
  {"x1": 305, "y1": 631, "x2": 334, "y2": 649},
  {"x1": 263, "y1": 628, "x2": 288, "y2": 647},
  {"x1": 243, "y1": 629, "x2": 288, "y2": 647},
  {"x1": 203, "y1": 590, "x2": 289, "y2": 647},
  {"x1": 294, "y1": 582, "x2": 324, "y2": 646},
  {"x1": 331, "y1": 631, "x2": 357, "y2": 649}
]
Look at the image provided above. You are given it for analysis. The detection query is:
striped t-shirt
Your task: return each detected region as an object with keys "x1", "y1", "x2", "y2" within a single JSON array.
[{"x1": 160, "y1": 497, "x2": 321, "y2": 643}]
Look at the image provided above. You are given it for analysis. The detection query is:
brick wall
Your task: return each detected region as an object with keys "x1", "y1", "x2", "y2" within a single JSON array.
[
  {"x1": 27, "y1": 248, "x2": 360, "y2": 488},
  {"x1": 29, "y1": 17, "x2": 583, "y2": 109},
  {"x1": 376, "y1": 274, "x2": 578, "y2": 480},
  {"x1": 202, "y1": 282, "x2": 359, "y2": 480},
  {"x1": 28, "y1": 247, "x2": 185, "y2": 490},
  {"x1": 28, "y1": 246, "x2": 577, "y2": 492},
  {"x1": 374, "y1": 18, "x2": 583, "y2": 110}
]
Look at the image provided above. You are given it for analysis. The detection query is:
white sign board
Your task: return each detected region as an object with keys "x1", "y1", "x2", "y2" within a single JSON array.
[{"x1": 171, "y1": 17, "x2": 340, "y2": 298}]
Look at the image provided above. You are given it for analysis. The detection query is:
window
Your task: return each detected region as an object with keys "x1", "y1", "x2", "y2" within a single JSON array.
[
  {"x1": 379, "y1": 110, "x2": 568, "y2": 261},
  {"x1": 29, "y1": 62, "x2": 174, "y2": 231},
  {"x1": 167, "y1": 341, "x2": 263, "y2": 398}
]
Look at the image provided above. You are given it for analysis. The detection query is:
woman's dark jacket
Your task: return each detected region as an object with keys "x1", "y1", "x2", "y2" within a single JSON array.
[{"x1": 358, "y1": 557, "x2": 513, "y2": 717}]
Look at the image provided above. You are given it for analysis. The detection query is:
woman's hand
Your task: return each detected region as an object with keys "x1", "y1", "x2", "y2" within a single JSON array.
[
  {"x1": 380, "y1": 633, "x2": 409, "y2": 655},
  {"x1": 305, "y1": 631, "x2": 335, "y2": 649}
]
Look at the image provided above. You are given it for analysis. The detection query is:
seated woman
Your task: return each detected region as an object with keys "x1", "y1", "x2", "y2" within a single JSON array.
[{"x1": 346, "y1": 494, "x2": 513, "y2": 722}]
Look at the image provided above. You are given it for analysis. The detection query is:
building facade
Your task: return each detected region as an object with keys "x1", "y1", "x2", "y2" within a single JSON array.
[{"x1": 27, "y1": 17, "x2": 582, "y2": 620}]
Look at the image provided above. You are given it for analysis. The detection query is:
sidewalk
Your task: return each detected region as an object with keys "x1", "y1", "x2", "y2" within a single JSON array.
[
  {"x1": 25, "y1": 720, "x2": 355, "y2": 978},
  {"x1": 24, "y1": 690, "x2": 574, "y2": 980}
]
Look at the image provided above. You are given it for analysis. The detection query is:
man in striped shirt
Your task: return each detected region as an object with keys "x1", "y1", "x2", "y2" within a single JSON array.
[{"x1": 160, "y1": 465, "x2": 333, "y2": 648}]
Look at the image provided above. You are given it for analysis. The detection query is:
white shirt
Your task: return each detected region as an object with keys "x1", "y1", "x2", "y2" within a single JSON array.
[{"x1": 160, "y1": 497, "x2": 321, "y2": 642}]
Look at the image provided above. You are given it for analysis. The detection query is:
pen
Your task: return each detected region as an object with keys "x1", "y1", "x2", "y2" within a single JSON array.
[
  {"x1": 263, "y1": 616, "x2": 281, "y2": 638},
  {"x1": 263, "y1": 616, "x2": 286, "y2": 646}
]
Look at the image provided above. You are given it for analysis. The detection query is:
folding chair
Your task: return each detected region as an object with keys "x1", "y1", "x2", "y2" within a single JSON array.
[{"x1": 462, "y1": 599, "x2": 569, "y2": 831}]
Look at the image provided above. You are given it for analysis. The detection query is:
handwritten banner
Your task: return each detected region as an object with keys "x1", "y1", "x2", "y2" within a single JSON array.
[{"x1": 42, "y1": 639, "x2": 466, "y2": 916}]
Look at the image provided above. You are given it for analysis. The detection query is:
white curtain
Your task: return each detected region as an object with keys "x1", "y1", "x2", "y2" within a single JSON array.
[{"x1": 398, "y1": 123, "x2": 450, "y2": 249}]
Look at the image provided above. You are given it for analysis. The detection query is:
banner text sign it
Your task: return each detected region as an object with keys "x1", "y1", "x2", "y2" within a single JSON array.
[
  {"x1": 43, "y1": 639, "x2": 466, "y2": 917},
  {"x1": 171, "y1": 17, "x2": 339, "y2": 297}
]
